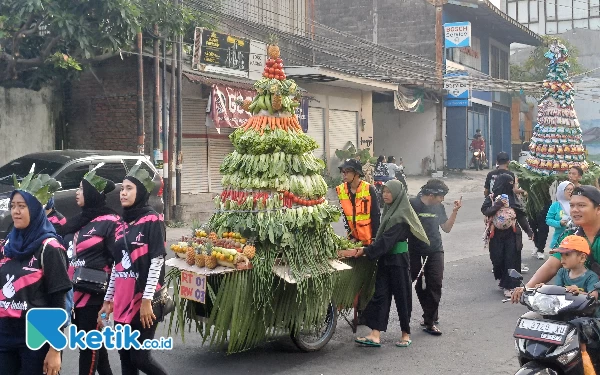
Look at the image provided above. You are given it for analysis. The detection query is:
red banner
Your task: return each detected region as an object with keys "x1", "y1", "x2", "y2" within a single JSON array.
[{"x1": 210, "y1": 84, "x2": 254, "y2": 128}]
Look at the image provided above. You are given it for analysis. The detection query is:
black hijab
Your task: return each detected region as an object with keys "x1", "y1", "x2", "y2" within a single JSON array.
[
  {"x1": 122, "y1": 176, "x2": 154, "y2": 223},
  {"x1": 59, "y1": 179, "x2": 117, "y2": 236}
]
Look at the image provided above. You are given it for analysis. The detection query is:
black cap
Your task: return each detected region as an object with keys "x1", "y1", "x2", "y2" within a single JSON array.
[
  {"x1": 572, "y1": 185, "x2": 600, "y2": 206},
  {"x1": 338, "y1": 159, "x2": 364, "y2": 177},
  {"x1": 497, "y1": 152, "x2": 510, "y2": 163}
]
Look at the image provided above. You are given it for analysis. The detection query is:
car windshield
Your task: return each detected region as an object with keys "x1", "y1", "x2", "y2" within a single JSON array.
[{"x1": 0, "y1": 157, "x2": 64, "y2": 184}]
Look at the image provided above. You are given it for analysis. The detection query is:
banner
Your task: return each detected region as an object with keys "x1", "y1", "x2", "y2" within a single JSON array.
[
  {"x1": 193, "y1": 29, "x2": 250, "y2": 72},
  {"x1": 210, "y1": 84, "x2": 255, "y2": 128},
  {"x1": 296, "y1": 97, "x2": 309, "y2": 133}
]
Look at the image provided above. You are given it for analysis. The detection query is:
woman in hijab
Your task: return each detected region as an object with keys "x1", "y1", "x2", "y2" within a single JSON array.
[
  {"x1": 99, "y1": 163, "x2": 168, "y2": 375},
  {"x1": 354, "y1": 180, "x2": 429, "y2": 348},
  {"x1": 482, "y1": 173, "x2": 534, "y2": 298},
  {"x1": 62, "y1": 166, "x2": 118, "y2": 375},
  {"x1": 0, "y1": 172, "x2": 71, "y2": 375},
  {"x1": 546, "y1": 181, "x2": 575, "y2": 250}
]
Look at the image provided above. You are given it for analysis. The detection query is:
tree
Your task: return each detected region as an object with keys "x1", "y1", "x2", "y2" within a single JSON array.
[
  {"x1": 510, "y1": 36, "x2": 584, "y2": 82},
  {"x1": 0, "y1": 0, "x2": 207, "y2": 89}
]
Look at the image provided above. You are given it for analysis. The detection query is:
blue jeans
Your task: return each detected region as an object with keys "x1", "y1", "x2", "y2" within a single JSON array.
[{"x1": 64, "y1": 288, "x2": 74, "y2": 327}]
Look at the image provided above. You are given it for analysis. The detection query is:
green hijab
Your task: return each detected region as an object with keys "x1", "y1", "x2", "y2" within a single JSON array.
[{"x1": 377, "y1": 180, "x2": 430, "y2": 245}]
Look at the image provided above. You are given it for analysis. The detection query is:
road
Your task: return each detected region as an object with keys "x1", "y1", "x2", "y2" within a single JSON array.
[{"x1": 61, "y1": 191, "x2": 548, "y2": 374}]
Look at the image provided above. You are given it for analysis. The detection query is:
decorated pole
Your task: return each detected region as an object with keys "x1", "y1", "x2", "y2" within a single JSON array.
[{"x1": 511, "y1": 39, "x2": 600, "y2": 217}]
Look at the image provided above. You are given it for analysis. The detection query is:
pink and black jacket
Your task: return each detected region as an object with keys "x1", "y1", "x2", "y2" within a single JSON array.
[{"x1": 105, "y1": 212, "x2": 166, "y2": 324}]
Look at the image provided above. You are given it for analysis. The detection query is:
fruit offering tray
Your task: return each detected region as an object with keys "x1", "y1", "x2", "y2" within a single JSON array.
[{"x1": 166, "y1": 257, "x2": 238, "y2": 276}]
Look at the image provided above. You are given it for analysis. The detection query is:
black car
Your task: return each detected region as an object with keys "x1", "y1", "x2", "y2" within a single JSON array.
[{"x1": 0, "y1": 150, "x2": 164, "y2": 239}]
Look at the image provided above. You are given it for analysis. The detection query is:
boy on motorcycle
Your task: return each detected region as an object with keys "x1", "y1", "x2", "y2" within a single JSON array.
[{"x1": 470, "y1": 130, "x2": 487, "y2": 169}]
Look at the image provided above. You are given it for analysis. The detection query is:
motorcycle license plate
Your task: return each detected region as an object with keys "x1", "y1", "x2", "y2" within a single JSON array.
[{"x1": 514, "y1": 318, "x2": 569, "y2": 345}]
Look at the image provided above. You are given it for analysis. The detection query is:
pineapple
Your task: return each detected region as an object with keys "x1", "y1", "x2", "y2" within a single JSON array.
[
  {"x1": 243, "y1": 245, "x2": 256, "y2": 260},
  {"x1": 267, "y1": 34, "x2": 280, "y2": 59},
  {"x1": 272, "y1": 94, "x2": 282, "y2": 111},
  {"x1": 242, "y1": 99, "x2": 252, "y2": 112},
  {"x1": 195, "y1": 253, "x2": 205, "y2": 268},
  {"x1": 185, "y1": 246, "x2": 195, "y2": 266},
  {"x1": 205, "y1": 255, "x2": 217, "y2": 269}
]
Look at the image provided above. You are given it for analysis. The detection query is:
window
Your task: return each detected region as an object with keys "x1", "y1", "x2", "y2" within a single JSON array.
[
  {"x1": 490, "y1": 45, "x2": 509, "y2": 80},
  {"x1": 59, "y1": 164, "x2": 91, "y2": 190},
  {"x1": 0, "y1": 157, "x2": 63, "y2": 184},
  {"x1": 94, "y1": 163, "x2": 127, "y2": 184}
]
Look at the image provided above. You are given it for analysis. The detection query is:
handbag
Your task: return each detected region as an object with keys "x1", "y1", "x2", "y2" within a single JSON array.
[
  {"x1": 70, "y1": 231, "x2": 111, "y2": 295},
  {"x1": 122, "y1": 225, "x2": 174, "y2": 322}
]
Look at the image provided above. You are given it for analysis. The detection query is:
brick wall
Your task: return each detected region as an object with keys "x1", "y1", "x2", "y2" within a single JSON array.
[
  {"x1": 315, "y1": 0, "x2": 437, "y2": 62},
  {"x1": 66, "y1": 56, "x2": 155, "y2": 153}
]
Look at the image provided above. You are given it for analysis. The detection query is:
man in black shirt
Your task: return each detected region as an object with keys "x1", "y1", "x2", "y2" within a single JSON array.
[
  {"x1": 484, "y1": 152, "x2": 515, "y2": 196},
  {"x1": 409, "y1": 179, "x2": 461, "y2": 336}
]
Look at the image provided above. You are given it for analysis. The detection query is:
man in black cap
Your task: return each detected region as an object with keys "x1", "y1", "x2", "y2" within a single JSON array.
[
  {"x1": 336, "y1": 159, "x2": 380, "y2": 246},
  {"x1": 484, "y1": 152, "x2": 515, "y2": 196}
]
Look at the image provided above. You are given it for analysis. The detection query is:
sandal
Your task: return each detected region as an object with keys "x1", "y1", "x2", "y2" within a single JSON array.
[
  {"x1": 395, "y1": 339, "x2": 412, "y2": 348},
  {"x1": 423, "y1": 325, "x2": 443, "y2": 336},
  {"x1": 355, "y1": 337, "x2": 381, "y2": 347}
]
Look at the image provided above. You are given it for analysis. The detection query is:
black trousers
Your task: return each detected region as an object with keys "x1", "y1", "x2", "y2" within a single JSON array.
[
  {"x1": 528, "y1": 205, "x2": 550, "y2": 253},
  {"x1": 489, "y1": 229, "x2": 521, "y2": 290},
  {"x1": 0, "y1": 344, "x2": 49, "y2": 375},
  {"x1": 116, "y1": 321, "x2": 168, "y2": 375},
  {"x1": 362, "y1": 263, "x2": 412, "y2": 334},
  {"x1": 73, "y1": 305, "x2": 113, "y2": 375},
  {"x1": 410, "y1": 252, "x2": 444, "y2": 326}
]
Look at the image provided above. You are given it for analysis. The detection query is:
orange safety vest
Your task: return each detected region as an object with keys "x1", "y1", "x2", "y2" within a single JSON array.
[{"x1": 336, "y1": 181, "x2": 373, "y2": 245}]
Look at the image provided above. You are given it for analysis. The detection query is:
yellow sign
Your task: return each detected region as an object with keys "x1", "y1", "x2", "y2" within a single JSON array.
[{"x1": 180, "y1": 271, "x2": 206, "y2": 304}]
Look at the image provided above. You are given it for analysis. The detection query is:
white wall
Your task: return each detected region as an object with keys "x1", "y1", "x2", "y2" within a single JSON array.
[
  {"x1": 0, "y1": 86, "x2": 57, "y2": 165},
  {"x1": 373, "y1": 100, "x2": 437, "y2": 175}
]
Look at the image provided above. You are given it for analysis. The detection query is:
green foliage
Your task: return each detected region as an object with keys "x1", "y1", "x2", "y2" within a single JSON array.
[
  {"x1": 319, "y1": 153, "x2": 342, "y2": 188},
  {"x1": 0, "y1": 0, "x2": 209, "y2": 88},
  {"x1": 334, "y1": 142, "x2": 376, "y2": 165},
  {"x1": 510, "y1": 36, "x2": 584, "y2": 83}
]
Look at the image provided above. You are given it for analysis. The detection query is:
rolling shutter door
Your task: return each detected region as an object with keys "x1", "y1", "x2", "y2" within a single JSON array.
[
  {"x1": 181, "y1": 98, "x2": 209, "y2": 193},
  {"x1": 329, "y1": 109, "x2": 358, "y2": 163},
  {"x1": 207, "y1": 127, "x2": 235, "y2": 192},
  {"x1": 306, "y1": 107, "x2": 325, "y2": 159}
]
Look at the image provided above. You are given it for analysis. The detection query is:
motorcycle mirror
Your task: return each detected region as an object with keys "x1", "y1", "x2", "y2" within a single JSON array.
[{"x1": 508, "y1": 269, "x2": 523, "y2": 280}]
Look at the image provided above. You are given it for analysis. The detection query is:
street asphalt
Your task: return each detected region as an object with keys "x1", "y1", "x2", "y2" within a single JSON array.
[{"x1": 61, "y1": 191, "x2": 549, "y2": 374}]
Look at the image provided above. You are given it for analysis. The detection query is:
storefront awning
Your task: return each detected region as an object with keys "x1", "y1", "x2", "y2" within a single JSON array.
[
  {"x1": 285, "y1": 66, "x2": 399, "y2": 92},
  {"x1": 183, "y1": 71, "x2": 255, "y2": 90}
]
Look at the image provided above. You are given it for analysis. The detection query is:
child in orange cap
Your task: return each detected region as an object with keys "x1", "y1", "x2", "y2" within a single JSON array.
[{"x1": 545, "y1": 235, "x2": 600, "y2": 296}]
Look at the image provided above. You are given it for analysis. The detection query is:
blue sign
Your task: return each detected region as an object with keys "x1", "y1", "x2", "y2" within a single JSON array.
[
  {"x1": 444, "y1": 72, "x2": 469, "y2": 100},
  {"x1": 444, "y1": 22, "x2": 471, "y2": 48},
  {"x1": 445, "y1": 99, "x2": 470, "y2": 107}
]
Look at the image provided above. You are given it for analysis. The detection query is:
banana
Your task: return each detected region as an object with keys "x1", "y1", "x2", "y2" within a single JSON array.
[
  {"x1": 256, "y1": 95, "x2": 267, "y2": 111},
  {"x1": 265, "y1": 93, "x2": 273, "y2": 114}
]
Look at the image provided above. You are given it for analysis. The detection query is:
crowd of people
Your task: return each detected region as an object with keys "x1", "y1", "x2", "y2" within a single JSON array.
[
  {"x1": 336, "y1": 160, "x2": 460, "y2": 347},
  {"x1": 0, "y1": 163, "x2": 169, "y2": 375}
]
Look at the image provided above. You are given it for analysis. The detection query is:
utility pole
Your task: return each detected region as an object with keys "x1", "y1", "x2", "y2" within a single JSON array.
[
  {"x1": 168, "y1": 31, "x2": 176, "y2": 221},
  {"x1": 153, "y1": 25, "x2": 162, "y2": 175},
  {"x1": 137, "y1": 32, "x2": 145, "y2": 155},
  {"x1": 174, "y1": 0, "x2": 184, "y2": 221},
  {"x1": 434, "y1": 0, "x2": 446, "y2": 170},
  {"x1": 162, "y1": 35, "x2": 169, "y2": 222}
]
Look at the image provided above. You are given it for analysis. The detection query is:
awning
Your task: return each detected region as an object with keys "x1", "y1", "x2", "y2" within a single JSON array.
[
  {"x1": 285, "y1": 66, "x2": 399, "y2": 92},
  {"x1": 183, "y1": 71, "x2": 255, "y2": 90},
  {"x1": 444, "y1": 0, "x2": 542, "y2": 46}
]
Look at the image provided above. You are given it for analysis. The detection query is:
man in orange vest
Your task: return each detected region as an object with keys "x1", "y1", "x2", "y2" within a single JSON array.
[{"x1": 337, "y1": 159, "x2": 380, "y2": 245}]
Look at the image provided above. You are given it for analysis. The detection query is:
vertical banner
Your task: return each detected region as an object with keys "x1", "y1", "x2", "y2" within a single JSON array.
[
  {"x1": 210, "y1": 84, "x2": 255, "y2": 128},
  {"x1": 297, "y1": 97, "x2": 309, "y2": 133}
]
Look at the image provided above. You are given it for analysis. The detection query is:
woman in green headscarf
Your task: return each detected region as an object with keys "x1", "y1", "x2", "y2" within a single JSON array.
[{"x1": 354, "y1": 180, "x2": 429, "y2": 348}]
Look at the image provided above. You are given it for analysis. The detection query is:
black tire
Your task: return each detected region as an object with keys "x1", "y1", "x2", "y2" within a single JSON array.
[{"x1": 291, "y1": 300, "x2": 337, "y2": 352}]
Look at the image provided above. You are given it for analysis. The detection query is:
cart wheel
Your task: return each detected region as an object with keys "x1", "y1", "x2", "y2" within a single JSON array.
[{"x1": 291, "y1": 300, "x2": 337, "y2": 352}]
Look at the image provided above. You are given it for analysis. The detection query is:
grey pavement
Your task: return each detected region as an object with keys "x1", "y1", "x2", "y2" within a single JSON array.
[{"x1": 61, "y1": 188, "x2": 549, "y2": 374}]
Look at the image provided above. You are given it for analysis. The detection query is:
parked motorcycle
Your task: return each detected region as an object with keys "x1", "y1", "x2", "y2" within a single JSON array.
[
  {"x1": 395, "y1": 170, "x2": 408, "y2": 191},
  {"x1": 509, "y1": 269, "x2": 600, "y2": 375}
]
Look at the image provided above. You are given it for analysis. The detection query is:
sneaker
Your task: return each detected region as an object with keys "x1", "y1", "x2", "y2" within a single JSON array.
[
  {"x1": 536, "y1": 252, "x2": 545, "y2": 260},
  {"x1": 503, "y1": 289, "x2": 513, "y2": 298},
  {"x1": 521, "y1": 265, "x2": 530, "y2": 273},
  {"x1": 531, "y1": 249, "x2": 538, "y2": 258}
]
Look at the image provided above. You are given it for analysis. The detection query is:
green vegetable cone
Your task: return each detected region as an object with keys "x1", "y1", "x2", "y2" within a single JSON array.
[{"x1": 511, "y1": 39, "x2": 600, "y2": 217}]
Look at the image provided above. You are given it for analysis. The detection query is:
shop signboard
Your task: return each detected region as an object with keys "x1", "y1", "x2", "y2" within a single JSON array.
[{"x1": 444, "y1": 22, "x2": 471, "y2": 48}]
